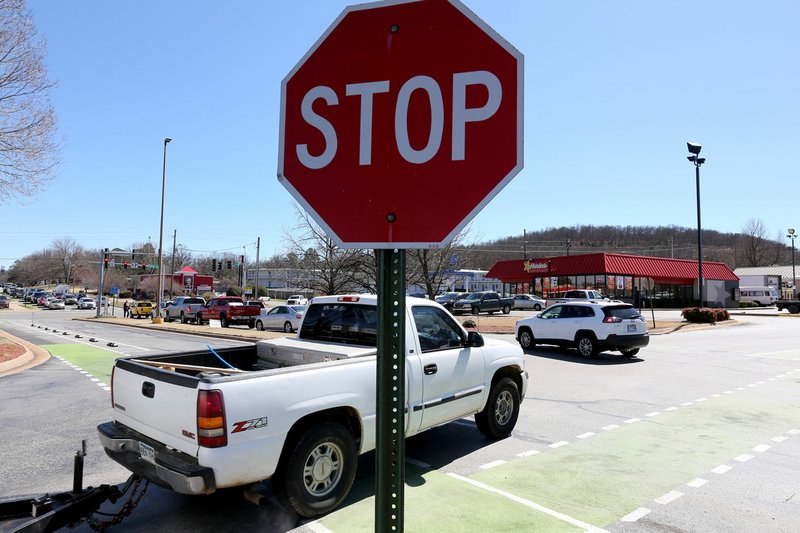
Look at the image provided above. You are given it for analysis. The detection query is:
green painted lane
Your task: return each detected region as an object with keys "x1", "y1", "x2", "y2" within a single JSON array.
[
  {"x1": 315, "y1": 378, "x2": 800, "y2": 531},
  {"x1": 471, "y1": 382, "x2": 800, "y2": 529},
  {"x1": 41, "y1": 343, "x2": 118, "y2": 384}
]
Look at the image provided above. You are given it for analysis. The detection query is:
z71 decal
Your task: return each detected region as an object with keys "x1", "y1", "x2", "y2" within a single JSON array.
[{"x1": 231, "y1": 417, "x2": 269, "y2": 433}]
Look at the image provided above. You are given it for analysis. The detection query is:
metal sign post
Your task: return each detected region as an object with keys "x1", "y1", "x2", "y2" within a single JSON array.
[{"x1": 375, "y1": 248, "x2": 406, "y2": 532}]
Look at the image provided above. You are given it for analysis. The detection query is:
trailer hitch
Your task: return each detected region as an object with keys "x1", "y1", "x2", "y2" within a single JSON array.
[{"x1": 0, "y1": 440, "x2": 146, "y2": 532}]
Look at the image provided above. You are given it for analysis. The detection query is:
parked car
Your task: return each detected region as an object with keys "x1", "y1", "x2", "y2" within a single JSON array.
[
  {"x1": 47, "y1": 298, "x2": 66, "y2": 310},
  {"x1": 0, "y1": 295, "x2": 9, "y2": 309},
  {"x1": 514, "y1": 301, "x2": 649, "y2": 357},
  {"x1": 286, "y1": 294, "x2": 309, "y2": 306},
  {"x1": 254, "y1": 304, "x2": 306, "y2": 333},
  {"x1": 162, "y1": 296, "x2": 206, "y2": 323},
  {"x1": 434, "y1": 292, "x2": 469, "y2": 311},
  {"x1": 63, "y1": 294, "x2": 79, "y2": 305},
  {"x1": 451, "y1": 291, "x2": 514, "y2": 315},
  {"x1": 131, "y1": 301, "x2": 154, "y2": 319},
  {"x1": 78, "y1": 297, "x2": 97, "y2": 309},
  {"x1": 511, "y1": 294, "x2": 546, "y2": 311}
]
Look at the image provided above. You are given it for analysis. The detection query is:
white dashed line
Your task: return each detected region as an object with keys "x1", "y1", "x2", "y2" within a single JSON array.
[
  {"x1": 711, "y1": 465, "x2": 732, "y2": 474},
  {"x1": 723, "y1": 390, "x2": 733, "y2": 394},
  {"x1": 577, "y1": 432, "x2": 595, "y2": 439},
  {"x1": 480, "y1": 460, "x2": 506, "y2": 470},
  {"x1": 663, "y1": 406, "x2": 678, "y2": 411},
  {"x1": 710, "y1": 393, "x2": 722, "y2": 398},
  {"x1": 516, "y1": 449, "x2": 540, "y2": 458},
  {"x1": 753, "y1": 444, "x2": 771, "y2": 453},
  {"x1": 602, "y1": 424, "x2": 619, "y2": 431},
  {"x1": 736, "y1": 387, "x2": 746, "y2": 391},
  {"x1": 645, "y1": 412, "x2": 660, "y2": 417},
  {"x1": 734, "y1": 454, "x2": 754, "y2": 462},
  {"x1": 549, "y1": 441, "x2": 569, "y2": 449},
  {"x1": 686, "y1": 478, "x2": 708, "y2": 488},
  {"x1": 694, "y1": 397, "x2": 707, "y2": 402},
  {"x1": 756, "y1": 381, "x2": 766, "y2": 385},
  {"x1": 787, "y1": 429, "x2": 800, "y2": 435},
  {"x1": 620, "y1": 508, "x2": 651, "y2": 522},
  {"x1": 680, "y1": 402, "x2": 693, "y2": 406},
  {"x1": 654, "y1": 490, "x2": 683, "y2": 505},
  {"x1": 746, "y1": 384, "x2": 757, "y2": 388},
  {"x1": 623, "y1": 418, "x2": 641, "y2": 424},
  {"x1": 772, "y1": 436, "x2": 788, "y2": 443}
]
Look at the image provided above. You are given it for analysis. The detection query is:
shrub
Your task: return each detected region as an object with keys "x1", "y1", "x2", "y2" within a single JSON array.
[
  {"x1": 681, "y1": 307, "x2": 729, "y2": 323},
  {"x1": 462, "y1": 319, "x2": 477, "y2": 329}
]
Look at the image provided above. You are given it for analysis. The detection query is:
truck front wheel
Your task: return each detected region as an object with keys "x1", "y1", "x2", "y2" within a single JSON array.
[
  {"x1": 277, "y1": 422, "x2": 357, "y2": 518},
  {"x1": 475, "y1": 377, "x2": 520, "y2": 439}
]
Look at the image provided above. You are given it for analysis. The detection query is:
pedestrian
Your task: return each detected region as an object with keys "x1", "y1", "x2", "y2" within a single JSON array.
[{"x1": 123, "y1": 300, "x2": 130, "y2": 318}]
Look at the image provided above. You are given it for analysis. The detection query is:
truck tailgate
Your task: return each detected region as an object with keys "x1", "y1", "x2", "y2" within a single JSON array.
[{"x1": 112, "y1": 360, "x2": 202, "y2": 457}]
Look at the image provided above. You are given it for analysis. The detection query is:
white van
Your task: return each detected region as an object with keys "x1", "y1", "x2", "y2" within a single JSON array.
[{"x1": 739, "y1": 286, "x2": 780, "y2": 306}]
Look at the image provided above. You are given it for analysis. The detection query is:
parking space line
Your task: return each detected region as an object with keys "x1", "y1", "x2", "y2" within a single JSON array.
[
  {"x1": 601, "y1": 424, "x2": 619, "y2": 431},
  {"x1": 447, "y1": 473, "x2": 609, "y2": 532},
  {"x1": 480, "y1": 460, "x2": 506, "y2": 470},
  {"x1": 654, "y1": 490, "x2": 683, "y2": 505},
  {"x1": 516, "y1": 449, "x2": 540, "y2": 458},
  {"x1": 733, "y1": 454, "x2": 754, "y2": 462},
  {"x1": 752, "y1": 444, "x2": 771, "y2": 452},
  {"x1": 577, "y1": 432, "x2": 595, "y2": 439},
  {"x1": 623, "y1": 418, "x2": 641, "y2": 424},
  {"x1": 549, "y1": 441, "x2": 569, "y2": 449},
  {"x1": 711, "y1": 465, "x2": 732, "y2": 474},
  {"x1": 686, "y1": 478, "x2": 708, "y2": 488}
]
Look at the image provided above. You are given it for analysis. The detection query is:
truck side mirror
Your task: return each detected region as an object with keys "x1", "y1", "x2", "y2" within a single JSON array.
[{"x1": 466, "y1": 331, "x2": 484, "y2": 347}]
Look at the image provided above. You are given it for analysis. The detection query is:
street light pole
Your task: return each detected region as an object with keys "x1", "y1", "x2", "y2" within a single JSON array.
[
  {"x1": 788, "y1": 229, "x2": 797, "y2": 298},
  {"x1": 154, "y1": 137, "x2": 171, "y2": 323},
  {"x1": 687, "y1": 142, "x2": 706, "y2": 306}
]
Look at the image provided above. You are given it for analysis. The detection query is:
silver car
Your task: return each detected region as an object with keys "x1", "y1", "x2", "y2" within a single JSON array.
[
  {"x1": 78, "y1": 297, "x2": 97, "y2": 309},
  {"x1": 255, "y1": 305, "x2": 306, "y2": 333},
  {"x1": 47, "y1": 298, "x2": 66, "y2": 310},
  {"x1": 512, "y1": 294, "x2": 546, "y2": 311}
]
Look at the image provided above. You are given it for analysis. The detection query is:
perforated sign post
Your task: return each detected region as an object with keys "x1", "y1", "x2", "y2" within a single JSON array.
[{"x1": 279, "y1": 0, "x2": 522, "y2": 529}]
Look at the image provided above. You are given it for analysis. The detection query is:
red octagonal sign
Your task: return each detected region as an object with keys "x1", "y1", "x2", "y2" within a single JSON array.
[{"x1": 279, "y1": 0, "x2": 523, "y2": 248}]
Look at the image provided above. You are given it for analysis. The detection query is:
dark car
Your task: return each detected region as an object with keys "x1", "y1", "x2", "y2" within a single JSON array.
[{"x1": 434, "y1": 292, "x2": 469, "y2": 311}]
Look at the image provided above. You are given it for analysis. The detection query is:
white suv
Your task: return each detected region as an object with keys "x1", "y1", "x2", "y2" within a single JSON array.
[{"x1": 515, "y1": 301, "x2": 649, "y2": 357}]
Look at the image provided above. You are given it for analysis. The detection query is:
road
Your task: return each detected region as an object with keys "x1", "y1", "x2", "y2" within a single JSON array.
[{"x1": 1, "y1": 306, "x2": 798, "y2": 532}]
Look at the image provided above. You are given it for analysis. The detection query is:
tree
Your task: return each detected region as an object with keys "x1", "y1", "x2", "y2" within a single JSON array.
[
  {"x1": 0, "y1": 0, "x2": 59, "y2": 202},
  {"x1": 282, "y1": 205, "x2": 373, "y2": 295},
  {"x1": 50, "y1": 237, "x2": 84, "y2": 286},
  {"x1": 407, "y1": 229, "x2": 474, "y2": 298},
  {"x1": 740, "y1": 218, "x2": 781, "y2": 267}
]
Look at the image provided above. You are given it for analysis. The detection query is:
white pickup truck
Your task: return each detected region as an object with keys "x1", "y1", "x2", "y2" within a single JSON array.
[{"x1": 97, "y1": 295, "x2": 527, "y2": 517}]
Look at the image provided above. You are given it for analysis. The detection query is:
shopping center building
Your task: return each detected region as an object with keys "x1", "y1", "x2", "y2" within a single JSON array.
[{"x1": 486, "y1": 252, "x2": 739, "y2": 308}]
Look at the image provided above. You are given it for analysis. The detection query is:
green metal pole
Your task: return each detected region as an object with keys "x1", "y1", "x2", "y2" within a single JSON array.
[{"x1": 375, "y1": 248, "x2": 406, "y2": 532}]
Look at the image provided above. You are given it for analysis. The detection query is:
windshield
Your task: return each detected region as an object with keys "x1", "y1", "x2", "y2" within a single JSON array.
[{"x1": 299, "y1": 303, "x2": 377, "y2": 347}]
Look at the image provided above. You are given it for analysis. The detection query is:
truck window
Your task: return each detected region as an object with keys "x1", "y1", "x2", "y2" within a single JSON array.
[
  {"x1": 411, "y1": 306, "x2": 464, "y2": 352},
  {"x1": 299, "y1": 303, "x2": 378, "y2": 346}
]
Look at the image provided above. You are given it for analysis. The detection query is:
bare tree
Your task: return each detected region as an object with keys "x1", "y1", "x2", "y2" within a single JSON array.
[
  {"x1": 407, "y1": 229, "x2": 474, "y2": 298},
  {"x1": 49, "y1": 236, "x2": 84, "y2": 285},
  {"x1": 283, "y1": 206, "x2": 372, "y2": 295},
  {"x1": 740, "y1": 218, "x2": 777, "y2": 267},
  {"x1": 0, "y1": 0, "x2": 59, "y2": 201}
]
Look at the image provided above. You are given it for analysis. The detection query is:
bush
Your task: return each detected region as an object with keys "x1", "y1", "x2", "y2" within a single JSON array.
[
  {"x1": 462, "y1": 319, "x2": 477, "y2": 329},
  {"x1": 681, "y1": 307, "x2": 730, "y2": 323}
]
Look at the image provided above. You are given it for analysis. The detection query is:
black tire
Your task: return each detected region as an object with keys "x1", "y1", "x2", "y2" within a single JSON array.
[
  {"x1": 196, "y1": 313, "x2": 205, "y2": 326},
  {"x1": 276, "y1": 422, "x2": 357, "y2": 518},
  {"x1": 284, "y1": 321, "x2": 294, "y2": 333},
  {"x1": 518, "y1": 327, "x2": 535, "y2": 349},
  {"x1": 576, "y1": 334, "x2": 599, "y2": 357},
  {"x1": 620, "y1": 348, "x2": 640, "y2": 358},
  {"x1": 502, "y1": 305, "x2": 511, "y2": 314},
  {"x1": 534, "y1": 304, "x2": 542, "y2": 311},
  {"x1": 180, "y1": 312, "x2": 187, "y2": 324},
  {"x1": 248, "y1": 319, "x2": 255, "y2": 329},
  {"x1": 471, "y1": 306, "x2": 480, "y2": 315},
  {"x1": 220, "y1": 314, "x2": 229, "y2": 328},
  {"x1": 474, "y1": 377, "x2": 520, "y2": 439},
  {"x1": 256, "y1": 320, "x2": 265, "y2": 331},
  {"x1": 789, "y1": 305, "x2": 799, "y2": 314}
]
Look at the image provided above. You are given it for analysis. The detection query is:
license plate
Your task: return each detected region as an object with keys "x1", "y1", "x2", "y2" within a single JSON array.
[
  {"x1": 139, "y1": 441, "x2": 156, "y2": 465},
  {"x1": 627, "y1": 324, "x2": 637, "y2": 332}
]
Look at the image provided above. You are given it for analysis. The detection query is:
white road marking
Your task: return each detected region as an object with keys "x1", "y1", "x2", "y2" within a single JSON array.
[
  {"x1": 623, "y1": 418, "x2": 641, "y2": 424},
  {"x1": 480, "y1": 460, "x2": 506, "y2": 470},
  {"x1": 516, "y1": 449, "x2": 540, "y2": 458},
  {"x1": 654, "y1": 490, "x2": 683, "y2": 505},
  {"x1": 686, "y1": 478, "x2": 708, "y2": 488},
  {"x1": 767, "y1": 378, "x2": 777, "y2": 381},
  {"x1": 620, "y1": 508, "x2": 651, "y2": 522},
  {"x1": 752, "y1": 444, "x2": 771, "y2": 452},
  {"x1": 734, "y1": 454, "x2": 754, "y2": 462},
  {"x1": 577, "y1": 432, "x2": 595, "y2": 439},
  {"x1": 602, "y1": 424, "x2": 619, "y2": 431},
  {"x1": 448, "y1": 473, "x2": 608, "y2": 532},
  {"x1": 756, "y1": 381, "x2": 766, "y2": 384},
  {"x1": 645, "y1": 412, "x2": 660, "y2": 417},
  {"x1": 663, "y1": 406, "x2": 678, "y2": 411},
  {"x1": 694, "y1": 397, "x2": 708, "y2": 402},
  {"x1": 680, "y1": 402, "x2": 693, "y2": 406},
  {"x1": 549, "y1": 441, "x2": 569, "y2": 449},
  {"x1": 772, "y1": 436, "x2": 788, "y2": 443},
  {"x1": 710, "y1": 393, "x2": 722, "y2": 398},
  {"x1": 787, "y1": 429, "x2": 800, "y2": 435},
  {"x1": 723, "y1": 390, "x2": 734, "y2": 394},
  {"x1": 711, "y1": 465, "x2": 732, "y2": 474},
  {"x1": 405, "y1": 458, "x2": 431, "y2": 469},
  {"x1": 306, "y1": 521, "x2": 334, "y2": 533},
  {"x1": 736, "y1": 387, "x2": 746, "y2": 391},
  {"x1": 746, "y1": 384, "x2": 757, "y2": 387}
]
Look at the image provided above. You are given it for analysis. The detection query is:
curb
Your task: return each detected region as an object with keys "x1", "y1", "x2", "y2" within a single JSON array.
[{"x1": 0, "y1": 330, "x2": 51, "y2": 377}]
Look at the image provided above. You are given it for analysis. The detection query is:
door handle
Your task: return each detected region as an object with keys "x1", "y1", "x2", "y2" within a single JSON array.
[{"x1": 424, "y1": 364, "x2": 438, "y2": 375}]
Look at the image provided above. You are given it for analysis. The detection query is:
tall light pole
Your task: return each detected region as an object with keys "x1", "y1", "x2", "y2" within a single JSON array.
[
  {"x1": 788, "y1": 228, "x2": 797, "y2": 298},
  {"x1": 687, "y1": 142, "x2": 706, "y2": 306},
  {"x1": 154, "y1": 137, "x2": 171, "y2": 323}
]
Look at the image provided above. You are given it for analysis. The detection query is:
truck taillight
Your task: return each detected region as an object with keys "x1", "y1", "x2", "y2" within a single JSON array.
[
  {"x1": 337, "y1": 296, "x2": 360, "y2": 302},
  {"x1": 197, "y1": 389, "x2": 227, "y2": 448}
]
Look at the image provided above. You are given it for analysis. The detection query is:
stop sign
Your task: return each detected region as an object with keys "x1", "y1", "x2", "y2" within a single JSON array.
[{"x1": 279, "y1": 0, "x2": 523, "y2": 248}]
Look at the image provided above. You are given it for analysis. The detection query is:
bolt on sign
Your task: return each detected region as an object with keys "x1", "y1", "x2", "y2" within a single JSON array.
[{"x1": 278, "y1": 0, "x2": 523, "y2": 248}]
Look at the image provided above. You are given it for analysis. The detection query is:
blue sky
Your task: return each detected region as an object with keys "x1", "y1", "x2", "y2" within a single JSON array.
[{"x1": 3, "y1": 0, "x2": 797, "y2": 267}]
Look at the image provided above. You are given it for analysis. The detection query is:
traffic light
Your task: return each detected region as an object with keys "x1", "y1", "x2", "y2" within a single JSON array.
[
  {"x1": 211, "y1": 258, "x2": 217, "y2": 272},
  {"x1": 103, "y1": 248, "x2": 109, "y2": 270},
  {"x1": 226, "y1": 260, "x2": 232, "y2": 270},
  {"x1": 131, "y1": 249, "x2": 136, "y2": 261}
]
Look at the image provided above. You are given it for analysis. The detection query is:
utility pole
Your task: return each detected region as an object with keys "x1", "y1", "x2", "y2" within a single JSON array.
[
  {"x1": 254, "y1": 237, "x2": 261, "y2": 299},
  {"x1": 169, "y1": 229, "x2": 176, "y2": 298}
]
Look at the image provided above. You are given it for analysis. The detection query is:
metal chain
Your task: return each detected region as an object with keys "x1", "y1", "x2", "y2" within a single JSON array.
[{"x1": 87, "y1": 477, "x2": 149, "y2": 531}]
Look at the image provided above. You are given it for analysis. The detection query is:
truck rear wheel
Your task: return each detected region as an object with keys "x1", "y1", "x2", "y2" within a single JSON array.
[
  {"x1": 180, "y1": 312, "x2": 187, "y2": 324},
  {"x1": 475, "y1": 377, "x2": 520, "y2": 439},
  {"x1": 502, "y1": 305, "x2": 511, "y2": 314},
  {"x1": 276, "y1": 422, "x2": 357, "y2": 518},
  {"x1": 789, "y1": 305, "x2": 799, "y2": 314},
  {"x1": 196, "y1": 313, "x2": 205, "y2": 325},
  {"x1": 220, "y1": 314, "x2": 229, "y2": 327}
]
